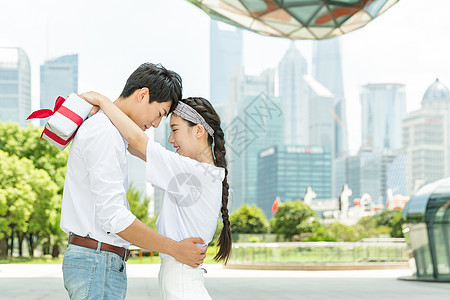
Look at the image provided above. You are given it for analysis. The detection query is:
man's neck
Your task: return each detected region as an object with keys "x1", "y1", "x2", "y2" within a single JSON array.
[{"x1": 113, "y1": 97, "x2": 132, "y2": 119}]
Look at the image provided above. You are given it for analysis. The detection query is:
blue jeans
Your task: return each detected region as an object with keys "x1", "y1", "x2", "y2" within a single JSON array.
[{"x1": 63, "y1": 244, "x2": 127, "y2": 300}]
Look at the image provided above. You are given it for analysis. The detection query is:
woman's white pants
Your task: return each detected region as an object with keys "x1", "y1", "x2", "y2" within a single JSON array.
[{"x1": 158, "y1": 256, "x2": 212, "y2": 300}]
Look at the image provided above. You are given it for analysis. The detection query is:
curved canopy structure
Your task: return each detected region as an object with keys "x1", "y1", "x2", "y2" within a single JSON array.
[
  {"x1": 403, "y1": 178, "x2": 450, "y2": 282},
  {"x1": 188, "y1": 0, "x2": 400, "y2": 40}
]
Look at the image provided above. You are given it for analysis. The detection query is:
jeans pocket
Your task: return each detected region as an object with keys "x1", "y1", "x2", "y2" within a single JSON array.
[
  {"x1": 105, "y1": 255, "x2": 127, "y2": 299},
  {"x1": 109, "y1": 254, "x2": 126, "y2": 274},
  {"x1": 63, "y1": 253, "x2": 97, "y2": 300}
]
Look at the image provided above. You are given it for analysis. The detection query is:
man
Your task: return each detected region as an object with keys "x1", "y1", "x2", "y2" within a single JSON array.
[{"x1": 60, "y1": 63, "x2": 206, "y2": 299}]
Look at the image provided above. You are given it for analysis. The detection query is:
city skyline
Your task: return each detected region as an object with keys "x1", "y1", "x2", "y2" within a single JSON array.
[{"x1": 1, "y1": 0, "x2": 449, "y2": 153}]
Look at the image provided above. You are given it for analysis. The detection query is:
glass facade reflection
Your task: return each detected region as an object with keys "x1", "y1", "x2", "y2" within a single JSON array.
[
  {"x1": 403, "y1": 178, "x2": 450, "y2": 281},
  {"x1": 257, "y1": 145, "x2": 332, "y2": 218}
]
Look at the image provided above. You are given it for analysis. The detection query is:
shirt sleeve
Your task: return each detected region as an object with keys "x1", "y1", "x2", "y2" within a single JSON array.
[
  {"x1": 80, "y1": 123, "x2": 136, "y2": 234},
  {"x1": 145, "y1": 140, "x2": 225, "y2": 190}
]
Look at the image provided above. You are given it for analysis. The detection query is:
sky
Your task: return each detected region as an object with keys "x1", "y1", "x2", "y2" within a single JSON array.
[{"x1": 1, "y1": 0, "x2": 449, "y2": 152}]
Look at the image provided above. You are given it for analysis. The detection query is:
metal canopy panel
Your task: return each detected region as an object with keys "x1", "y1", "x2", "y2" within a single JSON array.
[
  {"x1": 403, "y1": 177, "x2": 450, "y2": 223},
  {"x1": 188, "y1": 0, "x2": 400, "y2": 40}
]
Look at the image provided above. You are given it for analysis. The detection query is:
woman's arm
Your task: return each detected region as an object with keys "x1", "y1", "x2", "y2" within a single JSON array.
[
  {"x1": 128, "y1": 144, "x2": 146, "y2": 161},
  {"x1": 80, "y1": 92, "x2": 148, "y2": 156}
]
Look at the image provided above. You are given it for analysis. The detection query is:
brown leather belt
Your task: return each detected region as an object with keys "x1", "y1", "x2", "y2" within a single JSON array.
[{"x1": 69, "y1": 234, "x2": 130, "y2": 261}]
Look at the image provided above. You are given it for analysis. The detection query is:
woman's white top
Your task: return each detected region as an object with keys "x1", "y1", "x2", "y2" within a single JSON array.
[{"x1": 146, "y1": 140, "x2": 225, "y2": 260}]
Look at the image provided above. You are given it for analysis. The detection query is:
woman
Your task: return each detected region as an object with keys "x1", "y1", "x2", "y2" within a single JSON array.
[{"x1": 81, "y1": 92, "x2": 231, "y2": 300}]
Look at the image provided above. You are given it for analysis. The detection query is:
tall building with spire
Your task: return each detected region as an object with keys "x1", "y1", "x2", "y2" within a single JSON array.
[
  {"x1": 313, "y1": 37, "x2": 348, "y2": 157},
  {"x1": 278, "y1": 43, "x2": 309, "y2": 145},
  {"x1": 0, "y1": 47, "x2": 31, "y2": 127},
  {"x1": 210, "y1": 20, "x2": 242, "y2": 106}
]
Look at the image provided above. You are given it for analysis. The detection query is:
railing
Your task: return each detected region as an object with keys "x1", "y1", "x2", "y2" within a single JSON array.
[{"x1": 229, "y1": 241, "x2": 408, "y2": 264}]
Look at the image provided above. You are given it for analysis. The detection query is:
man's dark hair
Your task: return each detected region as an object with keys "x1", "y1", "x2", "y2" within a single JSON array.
[{"x1": 120, "y1": 63, "x2": 182, "y2": 113}]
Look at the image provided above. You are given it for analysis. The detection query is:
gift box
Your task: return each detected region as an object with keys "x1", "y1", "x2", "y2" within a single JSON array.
[{"x1": 27, "y1": 93, "x2": 93, "y2": 150}]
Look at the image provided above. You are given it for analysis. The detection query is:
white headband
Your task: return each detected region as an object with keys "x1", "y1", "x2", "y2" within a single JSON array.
[{"x1": 173, "y1": 101, "x2": 214, "y2": 137}]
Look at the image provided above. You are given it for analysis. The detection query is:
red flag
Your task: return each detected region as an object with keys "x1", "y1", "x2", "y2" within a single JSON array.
[{"x1": 272, "y1": 197, "x2": 280, "y2": 214}]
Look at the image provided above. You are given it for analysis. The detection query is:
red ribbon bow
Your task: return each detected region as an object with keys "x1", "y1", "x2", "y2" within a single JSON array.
[
  {"x1": 27, "y1": 96, "x2": 84, "y2": 146},
  {"x1": 27, "y1": 96, "x2": 65, "y2": 120}
]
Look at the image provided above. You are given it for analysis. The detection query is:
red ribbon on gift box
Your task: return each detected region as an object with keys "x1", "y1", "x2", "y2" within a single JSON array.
[
  {"x1": 42, "y1": 127, "x2": 77, "y2": 146},
  {"x1": 27, "y1": 96, "x2": 65, "y2": 120},
  {"x1": 27, "y1": 96, "x2": 84, "y2": 143},
  {"x1": 27, "y1": 96, "x2": 84, "y2": 125}
]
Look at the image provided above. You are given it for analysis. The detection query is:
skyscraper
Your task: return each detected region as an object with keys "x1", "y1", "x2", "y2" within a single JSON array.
[
  {"x1": 0, "y1": 47, "x2": 31, "y2": 127},
  {"x1": 40, "y1": 54, "x2": 78, "y2": 125},
  {"x1": 258, "y1": 145, "x2": 332, "y2": 218},
  {"x1": 278, "y1": 43, "x2": 309, "y2": 145},
  {"x1": 313, "y1": 37, "x2": 348, "y2": 157},
  {"x1": 210, "y1": 20, "x2": 242, "y2": 106},
  {"x1": 303, "y1": 74, "x2": 334, "y2": 149},
  {"x1": 228, "y1": 92, "x2": 283, "y2": 211},
  {"x1": 403, "y1": 79, "x2": 450, "y2": 193},
  {"x1": 348, "y1": 150, "x2": 397, "y2": 206},
  {"x1": 229, "y1": 67, "x2": 275, "y2": 122},
  {"x1": 361, "y1": 83, "x2": 406, "y2": 151}
]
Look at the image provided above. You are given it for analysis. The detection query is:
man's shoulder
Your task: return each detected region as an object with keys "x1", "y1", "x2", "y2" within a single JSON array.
[
  {"x1": 80, "y1": 111, "x2": 117, "y2": 132},
  {"x1": 77, "y1": 111, "x2": 124, "y2": 144}
]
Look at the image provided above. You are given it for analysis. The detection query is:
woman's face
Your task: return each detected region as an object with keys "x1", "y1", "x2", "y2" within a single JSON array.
[{"x1": 168, "y1": 113, "x2": 198, "y2": 159}]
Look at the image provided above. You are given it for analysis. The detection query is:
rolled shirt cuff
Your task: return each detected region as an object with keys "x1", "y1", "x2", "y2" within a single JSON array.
[{"x1": 105, "y1": 209, "x2": 137, "y2": 234}]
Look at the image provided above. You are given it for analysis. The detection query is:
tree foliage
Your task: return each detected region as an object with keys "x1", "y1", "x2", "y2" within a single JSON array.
[
  {"x1": 270, "y1": 201, "x2": 319, "y2": 241},
  {"x1": 0, "y1": 123, "x2": 68, "y2": 194},
  {"x1": 127, "y1": 183, "x2": 151, "y2": 226},
  {"x1": 0, "y1": 150, "x2": 60, "y2": 256},
  {"x1": 375, "y1": 209, "x2": 400, "y2": 228},
  {"x1": 230, "y1": 204, "x2": 270, "y2": 234},
  {"x1": 326, "y1": 222, "x2": 360, "y2": 242},
  {"x1": 0, "y1": 122, "x2": 66, "y2": 257},
  {"x1": 390, "y1": 211, "x2": 404, "y2": 238}
]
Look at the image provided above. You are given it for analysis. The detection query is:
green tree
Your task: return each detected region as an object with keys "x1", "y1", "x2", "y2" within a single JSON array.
[
  {"x1": 327, "y1": 222, "x2": 360, "y2": 242},
  {"x1": 0, "y1": 122, "x2": 68, "y2": 194},
  {"x1": 270, "y1": 200, "x2": 320, "y2": 241},
  {"x1": 127, "y1": 184, "x2": 151, "y2": 226},
  {"x1": 210, "y1": 219, "x2": 223, "y2": 246},
  {"x1": 0, "y1": 122, "x2": 71, "y2": 256},
  {"x1": 0, "y1": 190, "x2": 7, "y2": 255},
  {"x1": 355, "y1": 215, "x2": 377, "y2": 239},
  {"x1": 230, "y1": 204, "x2": 269, "y2": 234},
  {"x1": 390, "y1": 210, "x2": 404, "y2": 238},
  {"x1": 0, "y1": 150, "x2": 59, "y2": 257},
  {"x1": 375, "y1": 209, "x2": 399, "y2": 228}
]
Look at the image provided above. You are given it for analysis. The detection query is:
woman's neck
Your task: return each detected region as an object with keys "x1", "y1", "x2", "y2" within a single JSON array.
[{"x1": 195, "y1": 147, "x2": 215, "y2": 166}]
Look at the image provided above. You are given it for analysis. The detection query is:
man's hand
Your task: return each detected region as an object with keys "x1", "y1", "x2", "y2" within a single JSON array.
[{"x1": 170, "y1": 237, "x2": 207, "y2": 268}]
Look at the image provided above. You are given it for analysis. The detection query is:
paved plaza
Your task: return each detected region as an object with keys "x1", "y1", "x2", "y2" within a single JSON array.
[{"x1": 0, "y1": 264, "x2": 448, "y2": 300}]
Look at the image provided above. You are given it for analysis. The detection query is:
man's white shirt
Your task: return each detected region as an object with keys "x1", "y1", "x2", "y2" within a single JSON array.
[{"x1": 61, "y1": 110, "x2": 136, "y2": 248}]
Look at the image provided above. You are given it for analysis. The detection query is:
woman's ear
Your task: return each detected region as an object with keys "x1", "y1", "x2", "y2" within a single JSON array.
[{"x1": 195, "y1": 124, "x2": 207, "y2": 139}]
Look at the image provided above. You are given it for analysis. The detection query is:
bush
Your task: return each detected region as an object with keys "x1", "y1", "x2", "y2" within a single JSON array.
[
  {"x1": 230, "y1": 204, "x2": 270, "y2": 234},
  {"x1": 270, "y1": 201, "x2": 320, "y2": 241}
]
